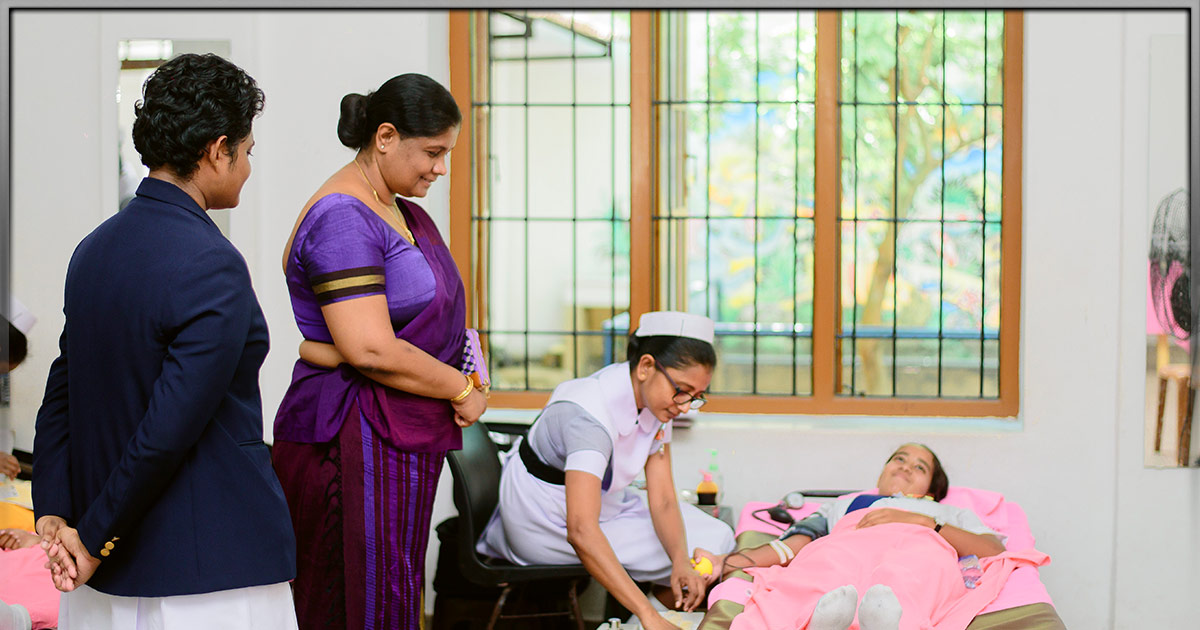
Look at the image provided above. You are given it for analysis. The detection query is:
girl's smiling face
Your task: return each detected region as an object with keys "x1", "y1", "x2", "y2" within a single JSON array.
[{"x1": 876, "y1": 444, "x2": 935, "y2": 498}]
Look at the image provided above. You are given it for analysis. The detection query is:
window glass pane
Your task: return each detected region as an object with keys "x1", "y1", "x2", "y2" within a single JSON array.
[
  {"x1": 486, "y1": 220, "x2": 528, "y2": 361},
  {"x1": 942, "y1": 222, "x2": 984, "y2": 333},
  {"x1": 713, "y1": 334, "x2": 753, "y2": 394},
  {"x1": 757, "y1": 217, "x2": 799, "y2": 324},
  {"x1": 527, "y1": 106, "x2": 575, "y2": 218},
  {"x1": 710, "y1": 218, "x2": 757, "y2": 323},
  {"x1": 945, "y1": 11, "x2": 985, "y2": 105},
  {"x1": 658, "y1": 104, "x2": 710, "y2": 218},
  {"x1": 754, "y1": 11, "x2": 816, "y2": 103},
  {"x1": 526, "y1": 332, "x2": 575, "y2": 389},
  {"x1": 757, "y1": 104, "x2": 798, "y2": 218},
  {"x1": 846, "y1": 104, "x2": 896, "y2": 220},
  {"x1": 982, "y1": 339, "x2": 999, "y2": 397},
  {"x1": 895, "y1": 339, "x2": 938, "y2": 396},
  {"x1": 984, "y1": 106, "x2": 1003, "y2": 222},
  {"x1": 897, "y1": 11, "x2": 943, "y2": 105},
  {"x1": 489, "y1": 332, "x2": 528, "y2": 391},
  {"x1": 709, "y1": 103, "x2": 757, "y2": 218},
  {"x1": 941, "y1": 338, "x2": 984, "y2": 397},
  {"x1": 489, "y1": 60, "x2": 527, "y2": 105},
  {"x1": 943, "y1": 104, "x2": 985, "y2": 222},
  {"x1": 575, "y1": 108, "x2": 616, "y2": 219},
  {"x1": 983, "y1": 222, "x2": 1002, "y2": 331},
  {"x1": 794, "y1": 337, "x2": 813, "y2": 396},
  {"x1": 708, "y1": 11, "x2": 758, "y2": 102},
  {"x1": 985, "y1": 11, "x2": 1005, "y2": 105},
  {"x1": 852, "y1": 336, "x2": 895, "y2": 396},
  {"x1": 574, "y1": 219, "x2": 629, "y2": 372},
  {"x1": 794, "y1": 219, "x2": 816, "y2": 331},
  {"x1": 895, "y1": 221, "x2": 941, "y2": 330},
  {"x1": 796, "y1": 104, "x2": 817, "y2": 219},
  {"x1": 659, "y1": 217, "x2": 714, "y2": 316},
  {"x1": 897, "y1": 104, "x2": 944, "y2": 222},
  {"x1": 847, "y1": 11, "x2": 897, "y2": 105},
  {"x1": 487, "y1": 106, "x2": 527, "y2": 219},
  {"x1": 844, "y1": 220, "x2": 895, "y2": 331},
  {"x1": 525, "y1": 218, "x2": 576, "y2": 327},
  {"x1": 756, "y1": 335, "x2": 796, "y2": 395}
]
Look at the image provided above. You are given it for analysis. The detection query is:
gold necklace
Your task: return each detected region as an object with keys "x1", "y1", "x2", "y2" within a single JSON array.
[{"x1": 353, "y1": 158, "x2": 416, "y2": 245}]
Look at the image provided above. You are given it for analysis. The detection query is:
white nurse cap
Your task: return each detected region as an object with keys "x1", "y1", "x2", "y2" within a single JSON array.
[
  {"x1": 634, "y1": 311, "x2": 714, "y2": 344},
  {"x1": 8, "y1": 296, "x2": 36, "y2": 335}
]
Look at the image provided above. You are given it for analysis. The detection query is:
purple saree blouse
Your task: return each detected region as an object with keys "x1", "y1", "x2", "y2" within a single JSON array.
[{"x1": 273, "y1": 193, "x2": 465, "y2": 453}]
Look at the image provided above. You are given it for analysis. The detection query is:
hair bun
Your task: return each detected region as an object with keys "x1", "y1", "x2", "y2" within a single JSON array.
[{"x1": 337, "y1": 92, "x2": 370, "y2": 148}]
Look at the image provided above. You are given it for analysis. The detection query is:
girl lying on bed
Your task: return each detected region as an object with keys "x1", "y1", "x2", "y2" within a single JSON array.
[{"x1": 692, "y1": 444, "x2": 1019, "y2": 630}]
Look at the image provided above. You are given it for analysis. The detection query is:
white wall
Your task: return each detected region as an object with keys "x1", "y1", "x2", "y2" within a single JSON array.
[
  {"x1": 6, "y1": 10, "x2": 1197, "y2": 629},
  {"x1": 1112, "y1": 12, "x2": 1197, "y2": 630},
  {"x1": 8, "y1": 10, "x2": 450, "y2": 452}
]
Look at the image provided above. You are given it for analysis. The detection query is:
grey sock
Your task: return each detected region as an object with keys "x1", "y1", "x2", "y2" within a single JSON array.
[
  {"x1": 808, "y1": 584, "x2": 857, "y2": 630},
  {"x1": 858, "y1": 584, "x2": 902, "y2": 630}
]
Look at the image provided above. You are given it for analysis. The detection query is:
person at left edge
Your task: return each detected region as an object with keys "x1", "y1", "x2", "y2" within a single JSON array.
[{"x1": 31, "y1": 53, "x2": 298, "y2": 629}]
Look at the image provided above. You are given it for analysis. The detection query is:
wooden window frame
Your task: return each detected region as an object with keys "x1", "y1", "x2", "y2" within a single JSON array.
[{"x1": 448, "y1": 10, "x2": 1023, "y2": 417}]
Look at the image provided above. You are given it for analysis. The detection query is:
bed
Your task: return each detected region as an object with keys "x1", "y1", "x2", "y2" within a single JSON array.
[
  {"x1": 690, "y1": 486, "x2": 1067, "y2": 630},
  {"x1": 1, "y1": 478, "x2": 58, "y2": 630}
]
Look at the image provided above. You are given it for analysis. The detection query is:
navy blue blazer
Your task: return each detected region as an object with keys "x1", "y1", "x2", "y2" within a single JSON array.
[{"x1": 32, "y1": 178, "x2": 296, "y2": 597}]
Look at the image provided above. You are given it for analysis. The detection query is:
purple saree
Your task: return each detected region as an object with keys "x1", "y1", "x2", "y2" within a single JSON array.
[{"x1": 272, "y1": 194, "x2": 465, "y2": 630}]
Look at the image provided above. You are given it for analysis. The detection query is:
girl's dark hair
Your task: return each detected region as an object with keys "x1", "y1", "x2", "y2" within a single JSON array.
[
  {"x1": 5, "y1": 321, "x2": 27, "y2": 368},
  {"x1": 891, "y1": 443, "x2": 949, "y2": 502},
  {"x1": 132, "y1": 53, "x2": 264, "y2": 180},
  {"x1": 626, "y1": 333, "x2": 717, "y2": 372},
  {"x1": 337, "y1": 73, "x2": 462, "y2": 149}
]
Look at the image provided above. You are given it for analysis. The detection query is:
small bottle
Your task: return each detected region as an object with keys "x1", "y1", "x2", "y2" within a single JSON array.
[
  {"x1": 707, "y1": 448, "x2": 724, "y2": 505},
  {"x1": 697, "y1": 471, "x2": 718, "y2": 506},
  {"x1": 959, "y1": 554, "x2": 983, "y2": 589}
]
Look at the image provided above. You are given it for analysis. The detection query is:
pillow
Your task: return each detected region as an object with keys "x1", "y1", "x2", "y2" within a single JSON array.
[{"x1": 0, "y1": 546, "x2": 60, "y2": 629}]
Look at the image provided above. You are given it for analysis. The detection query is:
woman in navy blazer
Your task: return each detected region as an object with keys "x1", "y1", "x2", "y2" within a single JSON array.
[{"x1": 31, "y1": 53, "x2": 297, "y2": 629}]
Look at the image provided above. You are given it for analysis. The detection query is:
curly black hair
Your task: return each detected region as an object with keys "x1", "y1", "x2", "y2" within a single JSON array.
[
  {"x1": 337, "y1": 73, "x2": 461, "y2": 149},
  {"x1": 132, "y1": 53, "x2": 264, "y2": 179}
]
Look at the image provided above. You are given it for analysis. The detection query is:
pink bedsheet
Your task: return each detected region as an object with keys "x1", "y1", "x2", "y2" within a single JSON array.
[
  {"x1": 0, "y1": 546, "x2": 60, "y2": 629},
  {"x1": 713, "y1": 487, "x2": 1053, "y2": 618}
]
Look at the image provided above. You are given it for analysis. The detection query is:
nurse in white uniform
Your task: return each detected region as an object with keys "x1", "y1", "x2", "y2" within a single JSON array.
[{"x1": 477, "y1": 311, "x2": 735, "y2": 630}]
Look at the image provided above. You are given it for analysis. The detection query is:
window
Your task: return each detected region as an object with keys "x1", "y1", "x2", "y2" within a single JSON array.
[{"x1": 449, "y1": 10, "x2": 1022, "y2": 416}]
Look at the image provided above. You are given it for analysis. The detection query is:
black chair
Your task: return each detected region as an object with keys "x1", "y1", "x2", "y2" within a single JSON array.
[{"x1": 445, "y1": 420, "x2": 591, "y2": 630}]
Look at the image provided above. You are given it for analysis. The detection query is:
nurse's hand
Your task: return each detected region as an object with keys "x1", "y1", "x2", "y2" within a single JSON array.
[
  {"x1": 640, "y1": 613, "x2": 684, "y2": 630},
  {"x1": 691, "y1": 547, "x2": 726, "y2": 585},
  {"x1": 670, "y1": 557, "x2": 707, "y2": 612}
]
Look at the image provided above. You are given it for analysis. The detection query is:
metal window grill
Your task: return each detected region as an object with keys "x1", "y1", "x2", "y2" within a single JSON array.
[
  {"x1": 655, "y1": 11, "x2": 818, "y2": 396},
  {"x1": 476, "y1": 11, "x2": 632, "y2": 392},
  {"x1": 839, "y1": 10, "x2": 1004, "y2": 399},
  {"x1": 472, "y1": 10, "x2": 1006, "y2": 401}
]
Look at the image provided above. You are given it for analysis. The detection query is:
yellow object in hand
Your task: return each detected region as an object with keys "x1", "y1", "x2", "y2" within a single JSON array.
[{"x1": 691, "y1": 556, "x2": 713, "y2": 576}]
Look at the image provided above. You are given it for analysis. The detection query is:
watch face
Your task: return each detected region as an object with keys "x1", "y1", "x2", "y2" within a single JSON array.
[{"x1": 784, "y1": 491, "x2": 806, "y2": 509}]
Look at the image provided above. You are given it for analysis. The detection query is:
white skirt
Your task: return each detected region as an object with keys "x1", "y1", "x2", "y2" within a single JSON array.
[
  {"x1": 478, "y1": 446, "x2": 735, "y2": 583},
  {"x1": 58, "y1": 582, "x2": 297, "y2": 630}
]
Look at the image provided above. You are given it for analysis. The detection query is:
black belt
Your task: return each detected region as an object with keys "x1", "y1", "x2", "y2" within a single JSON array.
[{"x1": 519, "y1": 435, "x2": 566, "y2": 485}]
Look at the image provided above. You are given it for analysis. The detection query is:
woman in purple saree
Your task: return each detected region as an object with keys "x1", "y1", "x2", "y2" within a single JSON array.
[{"x1": 272, "y1": 74, "x2": 486, "y2": 630}]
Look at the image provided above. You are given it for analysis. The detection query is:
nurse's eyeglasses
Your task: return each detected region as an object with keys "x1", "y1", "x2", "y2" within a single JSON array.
[{"x1": 653, "y1": 359, "x2": 707, "y2": 410}]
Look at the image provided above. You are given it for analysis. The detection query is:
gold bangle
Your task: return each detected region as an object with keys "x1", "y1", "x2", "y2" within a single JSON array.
[{"x1": 449, "y1": 374, "x2": 474, "y2": 403}]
